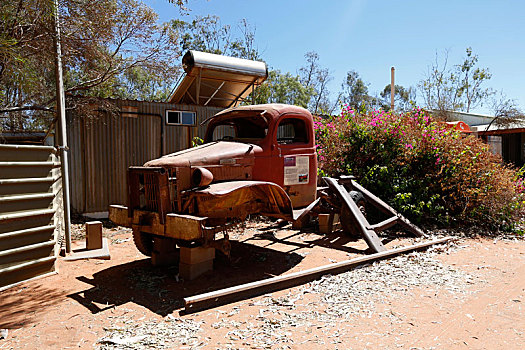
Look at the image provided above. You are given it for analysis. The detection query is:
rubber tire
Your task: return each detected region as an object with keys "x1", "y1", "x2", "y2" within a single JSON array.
[
  {"x1": 132, "y1": 228, "x2": 153, "y2": 256},
  {"x1": 340, "y1": 191, "x2": 366, "y2": 237}
]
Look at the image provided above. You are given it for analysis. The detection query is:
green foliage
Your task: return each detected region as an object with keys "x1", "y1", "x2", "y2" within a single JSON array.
[
  {"x1": 380, "y1": 84, "x2": 416, "y2": 112},
  {"x1": 340, "y1": 70, "x2": 376, "y2": 112},
  {"x1": 192, "y1": 136, "x2": 203, "y2": 147},
  {"x1": 252, "y1": 70, "x2": 313, "y2": 108},
  {"x1": 457, "y1": 47, "x2": 493, "y2": 112},
  {"x1": 315, "y1": 106, "x2": 524, "y2": 231},
  {"x1": 170, "y1": 16, "x2": 260, "y2": 60},
  {"x1": 1, "y1": 0, "x2": 181, "y2": 131},
  {"x1": 112, "y1": 66, "x2": 173, "y2": 102}
]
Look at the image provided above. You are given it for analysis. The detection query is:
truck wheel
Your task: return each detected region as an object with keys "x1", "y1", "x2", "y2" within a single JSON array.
[
  {"x1": 340, "y1": 191, "x2": 366, "y2": 238},
  {"x1": 132, "y1": 228, "x2": 153, "y2": 256}
]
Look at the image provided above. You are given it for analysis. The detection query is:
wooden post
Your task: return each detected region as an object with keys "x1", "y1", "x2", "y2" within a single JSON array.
[
  {"x1": 390, "y1": 67, "x2": 395, "y2": 111},
  {"x1": 86, "y1": 221, "x2": 103, "y2": 250},
  {"x1": 318, "y1": 213, "x2": 339, "y2": 234},
  {"x1": 324, "y1": 177, "x2": 386, "y2": 253},
  {"x1": 187, "y1": 126, "x2": 192, "y2": 149}
]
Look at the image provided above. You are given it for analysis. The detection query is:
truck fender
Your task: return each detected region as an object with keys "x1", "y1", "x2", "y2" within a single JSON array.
[{"x1": 192, "y1": 180, "x2": 294, "y2": 221}]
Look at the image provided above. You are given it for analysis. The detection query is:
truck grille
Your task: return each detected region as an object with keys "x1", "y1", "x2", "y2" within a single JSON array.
[
  {"x1": 128, "y1": 166, "x2": 173, "y2": 224},
  {"x1": 144, "y1": 173, "x2": 160, "y2": 211}
]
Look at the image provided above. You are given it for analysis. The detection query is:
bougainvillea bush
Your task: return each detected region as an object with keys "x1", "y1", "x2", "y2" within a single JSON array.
[{"x1": 315, "y1": 106, "x2": 524, "y2": 231}]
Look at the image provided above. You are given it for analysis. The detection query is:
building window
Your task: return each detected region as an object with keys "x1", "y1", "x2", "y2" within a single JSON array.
[{"x1": 166, "y1": 110, "x2": 196, "y2": 125}]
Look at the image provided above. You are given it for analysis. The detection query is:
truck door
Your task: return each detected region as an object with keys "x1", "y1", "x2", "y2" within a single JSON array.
[{"x1": 272, "y1": 115, "x2": 317, "y2": 208}]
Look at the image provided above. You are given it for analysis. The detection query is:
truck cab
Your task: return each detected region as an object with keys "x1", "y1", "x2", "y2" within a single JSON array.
[{"x1": 204, "y1": 104, "x2": 317, "y2": 208}]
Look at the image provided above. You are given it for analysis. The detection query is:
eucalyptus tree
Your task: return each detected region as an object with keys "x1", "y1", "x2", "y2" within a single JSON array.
[
  {"x1": 380, "y1": 84, "x2": 416, "y2": 112},
  {"x1": 340, "y1": 70, "x2": 374, "y2": 112},
  {"x1": 298, "y1": 51, "x2": 334, "y2": 114},
  {"x1": 419, "y1": 47, "x2": 494, "y2": 119},
  {"x1": 0, "y1": 0, "x2": 183, "y2": 131}
]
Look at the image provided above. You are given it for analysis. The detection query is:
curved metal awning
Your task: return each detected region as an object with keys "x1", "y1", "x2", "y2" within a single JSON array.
[{"x1": 168, "y1": 50, "x2": 268, "y2": 108}]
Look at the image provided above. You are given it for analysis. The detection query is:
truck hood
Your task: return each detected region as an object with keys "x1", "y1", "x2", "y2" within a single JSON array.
[{"x1": 144, "y1": 141, "x2": 261, "y2": 168}]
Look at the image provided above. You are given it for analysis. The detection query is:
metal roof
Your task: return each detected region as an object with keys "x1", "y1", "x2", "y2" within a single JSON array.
[
  {"x1": 470, "y1": 119, "x2": 525, "y2": 134},
  {"x1": 168, "y1": 50, "x2": 268, "y2": 108}
]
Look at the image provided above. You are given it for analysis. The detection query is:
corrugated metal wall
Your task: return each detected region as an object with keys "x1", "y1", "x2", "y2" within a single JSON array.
[
  {"x1": 0, "y1": 144, "x2": 63, "y2": 291},
  {"x1": 501, "y1": 133, "x2": 525, "y2": 167},
  {"x1": 67, "y1": 99, "x2": 223, "y2": 213}
]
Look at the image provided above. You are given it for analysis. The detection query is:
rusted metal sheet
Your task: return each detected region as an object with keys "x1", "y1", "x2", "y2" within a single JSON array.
[
  {"x1": 127, "y1": 166, "x2": 170, "y2": 223},
  {"x1": 192, "y1": 181, "x2": 294, "y2": 220},
  {"x1": 145, "y1": 141, "x2": 260, "y2": 167},
  {"x1": 0, "y1": 144, "x2": 63, "y2": 291},
  {"x1": 66, "y1": 98, "x2": 222, "y2": 213}
]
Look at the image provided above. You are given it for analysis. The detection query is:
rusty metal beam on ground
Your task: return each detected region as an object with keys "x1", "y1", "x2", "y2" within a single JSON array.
[
  {"x1": 350, "y1": 179, "x2": 425, "y2": 237},
  {"x1": 183, "y1": 236, "x2": 453, "y2": 313},
  {"x1": 324, "y1": 177, "x2": 386, "y2": 252}
]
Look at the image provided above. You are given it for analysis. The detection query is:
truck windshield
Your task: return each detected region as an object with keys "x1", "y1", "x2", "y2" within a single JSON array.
[{"x1": 208, "y1": 116, "x2": 268, "y2": 142}]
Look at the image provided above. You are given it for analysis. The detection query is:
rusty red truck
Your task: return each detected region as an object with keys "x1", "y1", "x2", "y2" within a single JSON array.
[
  {"x1": 110, "y1": 104, "x2": 317, "y2": 255},
  {"x1": 110, "y1": 103, "x2": 424, "y2": 278}
]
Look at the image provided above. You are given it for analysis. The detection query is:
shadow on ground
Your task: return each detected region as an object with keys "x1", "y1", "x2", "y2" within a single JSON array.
[
  {"x1": 0, "y1": 284, "x2": 64, "y2": 329},
  {"x1": 68, "y1": 218, "x2": 411, "y2": 317},
  {"x1": 68, "y1": 240, "x2": 304, "y2": 317},
  {"x1": 246, "y1": 225, "x2": 402, "y2": 255}
]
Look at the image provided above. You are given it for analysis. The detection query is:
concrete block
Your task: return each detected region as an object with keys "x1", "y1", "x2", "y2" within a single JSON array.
[
  {"x1": 332, "y1": 213, "x2": 340, "y2": 230},
  {"x1": 151, "y1": 237, "x2": 179, "y2": 266},
  {"x1": 64, "y1": 238, "x2": 110, "y2": 261},
  {"x1": 318, "y1": 213, "x2": 340, "y2": 234},
  {"x1": 179, "y1": 259, "x2": 214, "y2": 280},
  {"x1": 180, "y1": 246, "x2": 215, "y2": 265},
  {"x1": 86, "y1": 221, "x2": 103, "y2": 250}
]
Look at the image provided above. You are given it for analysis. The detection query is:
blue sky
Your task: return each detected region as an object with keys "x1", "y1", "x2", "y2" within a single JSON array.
[{"x1": 146, "y1": 0, "x2": 524, "y2": 114}]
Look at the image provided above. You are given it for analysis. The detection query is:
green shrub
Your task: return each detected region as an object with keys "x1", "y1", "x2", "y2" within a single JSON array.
[{"x1": 315, "y1": 106, "x2": 524, "y2": 231}]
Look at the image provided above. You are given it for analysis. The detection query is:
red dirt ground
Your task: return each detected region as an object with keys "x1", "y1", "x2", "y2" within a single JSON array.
[{"x1": 0, "y1": 222, "x2": 524, "y2": 349}]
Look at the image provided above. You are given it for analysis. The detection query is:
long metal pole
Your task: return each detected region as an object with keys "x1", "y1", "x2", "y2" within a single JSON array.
[
  {"x1": 184, "y1": 237, "x2": 453, "y2": 313},
  {"x1": 390, "y1": 67, "x2": 395, "y2": 111},
  {"x1": 52, "y1": 0, "x2": 72, "y2": 253}
]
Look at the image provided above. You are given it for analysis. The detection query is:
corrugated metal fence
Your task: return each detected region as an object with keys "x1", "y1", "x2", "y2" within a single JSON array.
[
  {"x1": 67, "y1": 99, "x2": 223, "y2": 214},
  {"x1": 0, "y1": 144, "x2": 63, "y2": 291}
]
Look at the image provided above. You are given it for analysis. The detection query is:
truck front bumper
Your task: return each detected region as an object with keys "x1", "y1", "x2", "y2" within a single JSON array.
[{"x1": 109, "y1": 204, "x2": 207, "y2": 241}]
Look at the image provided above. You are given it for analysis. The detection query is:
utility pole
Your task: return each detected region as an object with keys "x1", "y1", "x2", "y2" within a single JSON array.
[
  {"x1": 390, "y1": 67, "x2": 395, "y2": 111},
  {"x1": 52, "y1": 0, "x2": 72, "y2": 253}
]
